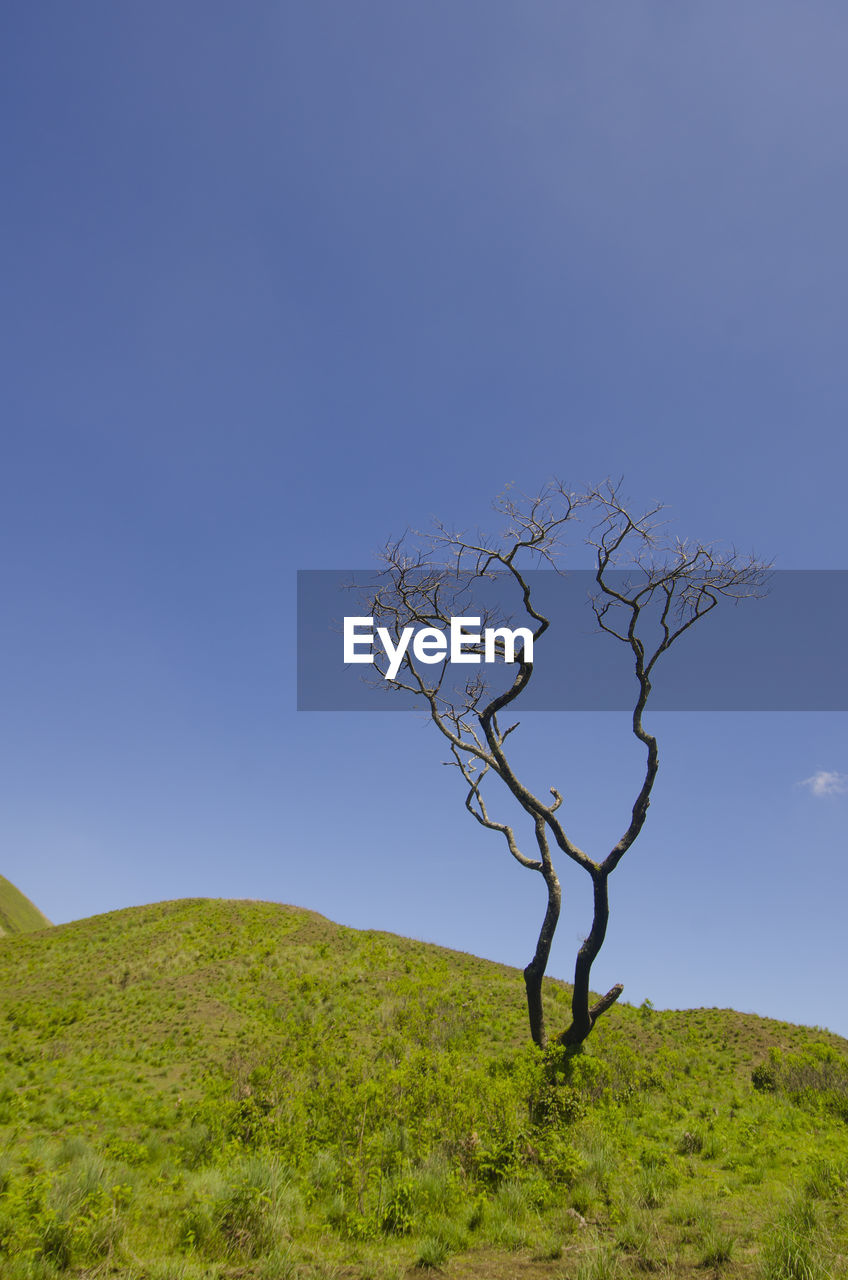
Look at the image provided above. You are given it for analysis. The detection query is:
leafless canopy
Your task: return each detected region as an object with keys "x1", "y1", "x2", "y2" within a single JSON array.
[{"x1": 362, "y1": 479, "x2": 769, "y2": 1049}]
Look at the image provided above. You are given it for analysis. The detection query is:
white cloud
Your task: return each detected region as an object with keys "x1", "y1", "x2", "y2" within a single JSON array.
[{"x1": 799, "y1": 770, "x2": 848, "y2": 797}]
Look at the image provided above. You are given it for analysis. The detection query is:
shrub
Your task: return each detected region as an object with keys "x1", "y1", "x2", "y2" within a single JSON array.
[
  {"x1": 210, "y1": 1156, "x2": 293, "y2": 1259},
  {"x1": 380, "y1": 1180, "x2": 414, "y2": 1236},
  {"x1": 537, "y1": 1133, "x2": 584, "y2": 1186},
  {"x1": 471, "y1": 1132, "x2": 524, "y2": 1187},
  {"x1": 176, "y1": 1168, "x2": 228, "y2": 1254},
  {"x1": 752, "y1": 1044, "x2": 848, "y2": 1121},
  {"x1": 177, "y1": 1122, "x2": 215, "y2": 1168}
]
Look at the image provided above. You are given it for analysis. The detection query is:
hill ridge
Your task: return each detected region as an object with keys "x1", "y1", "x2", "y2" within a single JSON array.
[
  {"x1": 0, "y1": 872, "x2": 52, "y2": 936},
  {"x1": 2, "y1": 896, "x2": 848, "y2": 1276},
  {"x1": 3, "y1": 893, "x2": 845, "y2": 1048}
]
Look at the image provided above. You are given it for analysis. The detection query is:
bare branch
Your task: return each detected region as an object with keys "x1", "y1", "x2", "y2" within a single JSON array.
[
  {"x1": 362, "y1": 477, "x2": 770, "y2": 1049},
  {"x1": 448, "y1": 745, "x2": 543, "y2": 871}
]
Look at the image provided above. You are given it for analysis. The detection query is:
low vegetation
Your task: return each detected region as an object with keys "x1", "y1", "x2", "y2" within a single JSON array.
[
  {"x1": 1, "y1": 898, "x2": 847, "y2": 1277},
  {"x1": 0, "y1": 875, "x2": 52, "y2": 937}
]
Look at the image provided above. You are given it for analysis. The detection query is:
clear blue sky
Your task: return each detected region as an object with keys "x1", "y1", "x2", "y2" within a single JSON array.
[{"x1": 3, "y1": 4, "x2": 847, "y2": 1035}]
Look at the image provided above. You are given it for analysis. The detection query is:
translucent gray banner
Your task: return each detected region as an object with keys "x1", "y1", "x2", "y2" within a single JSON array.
[{"x1": 297, "y1": 570, "x2": 848, "y2": 711}]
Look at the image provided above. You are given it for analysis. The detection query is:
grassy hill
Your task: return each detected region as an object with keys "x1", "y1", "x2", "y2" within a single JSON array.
[
  {"x1": 0, "y1": 874, "x2": 51, "y2": 936},
  {"x1": 1, "y1": 898, "x2": 847, "y2": 1279}
]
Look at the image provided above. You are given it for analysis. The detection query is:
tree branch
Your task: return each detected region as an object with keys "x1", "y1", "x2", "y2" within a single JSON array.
[{"x1": 361, "y1": 476, "x2": 769, "y2": 1049}]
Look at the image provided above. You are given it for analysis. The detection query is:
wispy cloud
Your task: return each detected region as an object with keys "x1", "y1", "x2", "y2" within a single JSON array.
[{"x1": 799, "y1": 770, "x2": 848, "y2": 797}]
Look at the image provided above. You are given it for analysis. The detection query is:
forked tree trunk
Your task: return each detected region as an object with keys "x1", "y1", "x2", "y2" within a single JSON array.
[{"x1": 524, "y1": 866, "x2": 625, "y2": 1051}]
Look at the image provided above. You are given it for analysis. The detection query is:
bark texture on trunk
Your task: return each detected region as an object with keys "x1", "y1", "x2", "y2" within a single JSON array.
[
  {"x1": 559, "y1": 871, "x2": 623, "y2": 1047},
  {"x1": 523, "y1": 870, "x2": 561, "y2": 1049}
]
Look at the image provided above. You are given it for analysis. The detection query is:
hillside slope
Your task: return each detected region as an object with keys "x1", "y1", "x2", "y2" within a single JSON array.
[
  {"x1": 0, "y1": 872, "x2": 51, "y2": 935},
  {"x1": 1, "y1": 898, "x2": 847, "y2": 1279}
]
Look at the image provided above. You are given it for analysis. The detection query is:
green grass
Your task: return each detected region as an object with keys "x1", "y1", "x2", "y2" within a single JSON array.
[
  {"x1": 1, "y1": 897, "x2": 848, "y2": 1278},
  {"x1": 0, "y1": 875, "x2": 51, "y2": 937}
]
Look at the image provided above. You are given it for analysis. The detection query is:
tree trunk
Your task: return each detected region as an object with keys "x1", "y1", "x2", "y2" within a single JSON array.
[
  {"x1": 523, "y1": 869, "x2": 561, "y2": 1048},
  {"x1": 559, "y1": 870, "x2": 623, "y2": 1047}
]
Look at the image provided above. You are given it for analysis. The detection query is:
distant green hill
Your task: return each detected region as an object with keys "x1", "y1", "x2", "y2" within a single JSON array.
[
  {"x1": 1, "y1": 898, "x2": 847, "y2": 1278},
  {"x1": 0, "y1": 873, "x2": 51, "y2": 935}
]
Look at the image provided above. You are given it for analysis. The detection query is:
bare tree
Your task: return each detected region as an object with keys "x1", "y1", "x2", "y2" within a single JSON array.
[{"x1": 361, "y1": 480, "x2": 769, "y2": 1050}]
